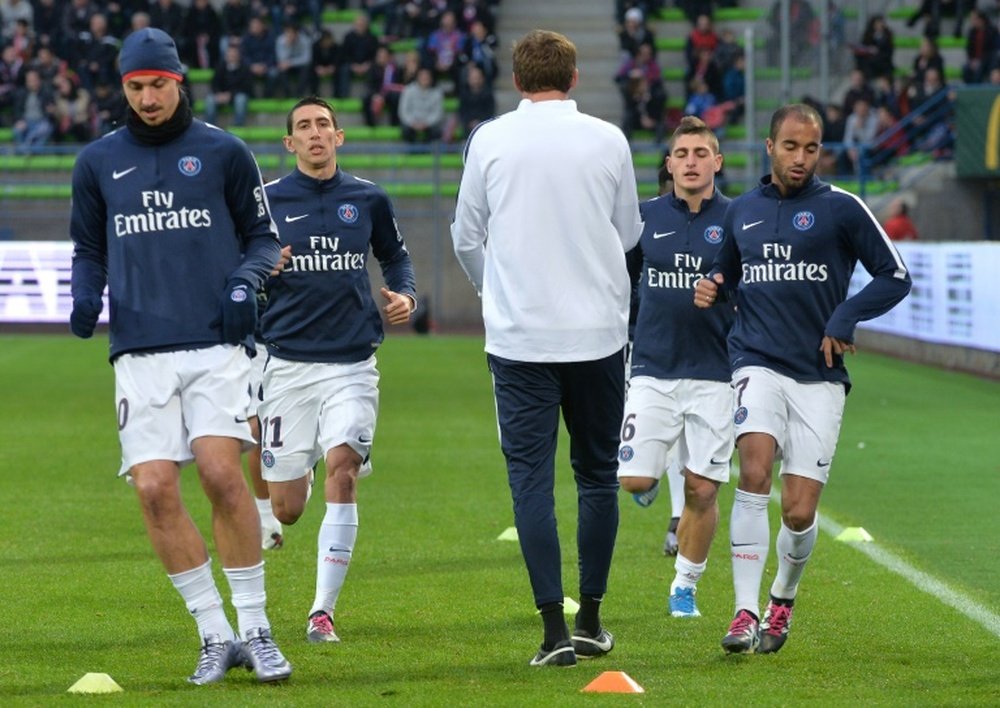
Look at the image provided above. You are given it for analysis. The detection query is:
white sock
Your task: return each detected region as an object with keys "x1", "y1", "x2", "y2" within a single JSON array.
[
  {"x1": 255, "y1": 497, "x2": 280, "y2": 527},
  {"x1": 671, "y1": 553, "x2": 706, "y2": 593},
  {"x1": 310, "y1": 503, "x2": 358, "y2": 617},
  {"x1": 168, "y1": 559, "x2": 235, "y2": 641},
  {"x1": 223, "y1": 561, "x2": 269, "y2": 638},
  {"x1": 770, "y1": 516, "x2": 818, "y2": 601},
  {"x1": 730, "y1": 488, "x2": 771, "y2": 618},
  {"x1": 666, "y1": 461, "x2": 685, "y2": 520}
]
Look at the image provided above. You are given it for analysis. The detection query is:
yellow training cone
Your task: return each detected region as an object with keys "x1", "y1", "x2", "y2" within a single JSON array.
[
  {"x1": 497, "y1": 527, "x2": 519, "y2": 542},
  {"x1": 582, "y1": 670, "x2": 645, "y2": 693},
  {"x1": 562, "y1": 597, "x2": 580, "y2": 615},
  {"x1": 836, "y1": 527, "x2": 874, "y2": 543},
  {"x1": 67, "y1": 673, "x2": 124, "y2": 694}
]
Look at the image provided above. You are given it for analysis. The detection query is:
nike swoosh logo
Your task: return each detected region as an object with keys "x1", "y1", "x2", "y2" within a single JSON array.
[
  {"x1": 234, "y1": 416, "x2": 248, "y2": 424},
  {"x1": 652, "y1": 231, "x2": 675, "y2": 239},
  {"x1": 817, "y1": 459, "x2": 831, "y2": 468},
  {"x1": 285, "y1": 214, "x2": 309, "y2": 223},
  {"x1": 742, "y1": 220, "x2": 764, "y2": 230},
  {"x1": 359, "y1": 436, "x2": 372, "y2": 444},
  {"x1": 710, "y1": 457, "x2": 730, "y2": 465},
  {"x1": 112, "y1": 166, "x2": 137, "y2": 180},
  {"x1": 731, "y1": 542, "x2": 756, "y2": 547}
]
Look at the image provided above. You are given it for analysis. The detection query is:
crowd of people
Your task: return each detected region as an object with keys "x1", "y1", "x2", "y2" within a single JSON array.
[
  {"x1": 0, "y1": 0, "x2": 503, "y2": 151},
  {"x1": 613, "y1": 1, "x2": 1000, "y2": 175}
]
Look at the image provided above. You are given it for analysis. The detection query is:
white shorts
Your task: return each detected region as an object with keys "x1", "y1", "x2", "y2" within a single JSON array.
[
  {"x1": 247, "y1": 347, "x2": 267, "y2": 419},
  {"x1": 617, "y1": 376, "x2": 735, "y2": 483},
  {"x1": 259, "y1": 355, "x2": 379, "y2": 483},
  {"x1": 732, "y1": 366, "x2": 846, "y2": 483},
  {"x1": 113, "y1": 345, "x2": 255, "y2": 476}
]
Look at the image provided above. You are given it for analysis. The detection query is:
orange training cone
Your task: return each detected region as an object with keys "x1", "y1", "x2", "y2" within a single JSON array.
[{"x1": 582, "y1": 671, "x2": 645, "y2": 693}]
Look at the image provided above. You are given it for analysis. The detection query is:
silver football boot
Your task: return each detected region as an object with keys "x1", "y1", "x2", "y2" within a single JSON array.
[
  {"x1": 241, "y1": 627, "x2": 293, "y2": 682},
  {"x1": 188, "y1": 634, "x2": 246, "y2": 685}
]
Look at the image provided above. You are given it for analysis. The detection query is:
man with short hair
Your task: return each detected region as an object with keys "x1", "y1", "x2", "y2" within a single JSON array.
[
  {"x1": 69, "y1": 27, "x2": 291, "y2": 685},
  {"x1": 695, "y1": 103, "x2": 911, "y2": 654},
  {"x1": 259, "y1": 96, "x2": 416, "y2": 644},
  {"x1": 618, "y1": 116, "x2": 735, "y2": 619},
  {"x1": 452, "y1": 29, "x2": 642, "y2": 667}
]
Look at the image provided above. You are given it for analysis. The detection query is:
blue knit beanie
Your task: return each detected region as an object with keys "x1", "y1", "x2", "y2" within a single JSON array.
[{"x1": 119, "y1": 28, "x2": 184, "y2": 82}]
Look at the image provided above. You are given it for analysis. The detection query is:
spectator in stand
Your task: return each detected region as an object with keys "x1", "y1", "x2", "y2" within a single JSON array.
[
  {"x1": 841, "y1": 68, "x2": 875, "y2": 116},
  {"x1": 991, "y1": 65, "x2": 1000, "y2": 85},
  {"x1": 422, "y1": 9, "x2": 465, "y2": 87},
  {"x1": 619, "y1": 7, "x2": 656, "y2": 60},
  {"x1": 149, "y1": 0, "x2": 185, "y2": 39},
  {"x1": 676, "y1": 0, "x2": 714, "y2": 25},
  {"x1": 128, "y1": 11, "x2": 151, "y2": 36},
  {"x1": 616, "y1": 42, "x2": 666, "y2": 141},
  {"x1": 181, "y1": 0, "x2": 223, "y2": 70},
  {"x1": 74, "y1": 13, "x2": 120, "y2": 92},
  {"x1": 460, "y1": 19, "x2": 498, "y2": 85},
  {"x1": 12, "y1": 67, "x2": 54, "y2": 153},
  {"x1": 62, "y1": 0, "x2": 96, "y2": 57},
  {"x1": 28, "y1": 43, "x2": 62, "y2": 85},
  {"x1": 204, "y1": 42, "x2": 253, "y2": 126},
  {"x1": 721, "y1": 53, "x2": 745, "y2": 123},
  {"x1": 868, "y1": 104, "x2": 909, "y2": 169},
  {"x1": 853, "y1": 14, "x2": 894, "y2": 81},
  {"x1": 906, "y1": 0, "x2": 966, "y2": 39},
  {"x1": 275, "y1": 21, "x2": 312, "y2": 98},
  {"x1": 369, "y1": 0, "x2": 407, "y2": 42},
  {"x1": 882, "y1": 199, "x2": 919, "y2": 241},
  {"x1": 714, "y1": 28, "x2": 741, "y2": 73},
  {"x1": 337, "y1": 12, "x2": 379, "y2": 98},
  {"x1": 311, "y1": 29, "x2": 340, "y2": 97},
  {"x1": 403, "y1": 0, "x2": 448, "y2": 40},
  {"x1": 685, "y1": 13, "x2": 718, "y2": 70},
  {"x1": 684, "y1": 46, "x2": 722, "y2": 101},
  {"x1": 817, "y1": 101, "x2": 849, "y2": 175},
  {"x1": 399, "y1": 64, "x2": 443, "y2": 143},
  {"x1": 684, "y1": 76, "x2": 716, "y2": 122},
  {"x1": 50, "y1": 72, "x2": 92, "y2": 143},
  {"x1": 363, "y1": 43, "x2": 403, "y2": 126},
  {"x1": 92, "y1": 79, "x2": 126, "y2": 135},
  {"x1": 1, "y1": 0, "x2": 32, "y2": 41},
  {"x1": 766, "y1": 0, "x2": 817, "y2": 65},
  {"x1": 842, "y1": 97, "x2": 879, "y2": 174},
  {"x1": 221, "y1": 0, "x2": 253, "y2": 50},
  {"x1": 457, "y1": 0, "x2": 495, "y2": 36},
  {"x1": 909, "y1": 67, "x2": 954, "y2": 156},
  {"x1": 911, "y1": 34, "x2": 945, "y2": 85},
  {"x1": 33, "y1": 0, "x2": 64, "y2": 56},
  {"x1": 456, "y1": 62, "x2": 494, "y2": 136},
  {"x1": 0, "y1": 43, "x2": 23, "y2": 120},
  {"x1": 242, "y1": 15, "x2": 278, "y2": 97},
  {"x1": 962, "y1": 9, "x2": 999, "y2": 84},
  {"x1": 8, "y1": 16, "x2": 32, "y2": 61},
  {"x1": 103, "y1": 0, "x2": 146, "y2": 40}
]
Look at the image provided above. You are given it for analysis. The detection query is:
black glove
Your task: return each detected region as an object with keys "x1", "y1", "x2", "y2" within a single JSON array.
[
  {"x1": 70, "y1": 294, "x2": 103, "y2": 338},
  {"x1": 220, "y1": 278, "x2": 257, "y2": 344}
]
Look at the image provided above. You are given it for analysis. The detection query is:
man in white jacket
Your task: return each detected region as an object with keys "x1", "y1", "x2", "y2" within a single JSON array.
[{"x1": 451, "y1": 29, "x2": 643, "y2": 668}]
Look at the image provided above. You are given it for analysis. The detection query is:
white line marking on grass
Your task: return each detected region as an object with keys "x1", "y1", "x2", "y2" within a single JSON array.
[{"x1": 818, "y1": 509, "x2": 1000, "y2": 638}]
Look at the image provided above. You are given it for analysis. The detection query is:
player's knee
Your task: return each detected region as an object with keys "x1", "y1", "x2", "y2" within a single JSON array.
[
  {"x1": 684, "y1": 476, "x2": 718, "y2": 510},
  {"x1": 618, "y1": 476, "x2": 654, "y2": 494},
  {"x1": 272, "y1": 501, "x2": 304, "y2": 526},
  {"x1": 781, "y1": 507, "x2": 815, "y2": 531}
]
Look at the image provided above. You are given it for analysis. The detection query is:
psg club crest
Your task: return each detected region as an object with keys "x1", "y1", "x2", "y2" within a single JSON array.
[
  {"x1": 792, "y1": 211, "x2": 815, "y2": 231},
  {"x1": 338, "y1": 204, "x2": 359, "y2": 223},
  {"x1": 178, "y1": 156, "x2": 202, "y2": 176},
  {"x1": 734, "y1": 406, "x2": 748, "y2": 424},
  {"x1": 262, "y1": 450, "x2": 275, "y2": 468},
  {"x1": 704, "y1": 225, "x2": 723, "y2": 244},
  {"x1": 618, "y1": 445, "x2": 634, "y2": 463}
]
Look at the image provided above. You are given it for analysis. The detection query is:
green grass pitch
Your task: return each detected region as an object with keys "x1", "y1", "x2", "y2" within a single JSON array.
[{"x1": 2, "y1": 334, "x2": 999, "y2": 705}]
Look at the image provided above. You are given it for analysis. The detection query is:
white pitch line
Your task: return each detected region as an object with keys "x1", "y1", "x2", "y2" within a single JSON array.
[{"x1": 817, "y1": 510, "x2": 1000, "y2": 638}]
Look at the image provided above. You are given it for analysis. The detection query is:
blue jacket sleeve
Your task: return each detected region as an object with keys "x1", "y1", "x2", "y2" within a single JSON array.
[
  {"x1": 224, "y1": 141, "x2": 281, "y2": 289},
  {"x1": 709, "y1": 200, "x2": 742, "y2": 301},
  {"x1": 370, "y1": 191, "x2": 416, "y2": 298},
  {"x1": 826, "y1": 200, "x2": 912, "y2": 342},
  {"x1": 69, "y1": 153, "x2": 108, "y2": 300}
]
